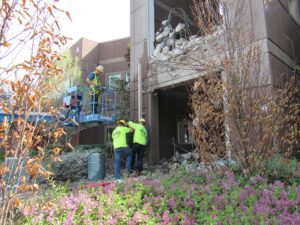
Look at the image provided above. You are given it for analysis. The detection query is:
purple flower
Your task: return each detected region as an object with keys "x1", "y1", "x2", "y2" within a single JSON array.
[
  {"x1": 63, "y1": 210, "x2": 76, "y2": 225},
  {"x1": 162, "y1": 210, "x2": 172, "y2": 224},
  {"x1": 182, "y1": 213, "x2": 196, "y2": 225},
  {"x1": 184, "y1": 198, "x2": 194, "y2": 208},
  {"x1": 273, "y1": 180, "x2": 284, "y2": 187},
  {"x1": 278, "y1": 212, "x2": 300, "y2": 225},
  {"x1": 169, "y1": 196, "x2": 177, "y2": 209},
  {"x1": 253, "y1": 201, "x2": 272, "y2": 216},
  {"x1": 107, "y1": 217, "x2": 118, "y2": 225}
]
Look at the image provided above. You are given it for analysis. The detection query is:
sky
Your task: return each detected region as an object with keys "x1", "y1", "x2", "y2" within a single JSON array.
[{"x1": 57, "y1": 0, "x2": 130, "y2": 46}]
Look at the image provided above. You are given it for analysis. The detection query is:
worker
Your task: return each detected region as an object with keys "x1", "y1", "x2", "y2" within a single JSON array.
[
  {"x1": 112, "y1": 119, "x2": 133, "y2": 179},
  {"x1": 86, "y1": 65, "x2": 104, "y2": 114},
  {"x1": 127, "y1": 118, "x2": 148, "y2": 174},
  {"x1": 64, "y1": 95, "x2": 76, "y2": 119}
]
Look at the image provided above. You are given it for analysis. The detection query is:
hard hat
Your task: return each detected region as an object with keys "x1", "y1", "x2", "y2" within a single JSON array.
[
  {"x1": 95, "y1": 65, "x2": 104, "y2": 73},
  {"x1": 139, "y1": 118, "x2": 146, "y2": 123},
  {"x1": 117, "y1": 119, "x2": 127, "y2": 126}
]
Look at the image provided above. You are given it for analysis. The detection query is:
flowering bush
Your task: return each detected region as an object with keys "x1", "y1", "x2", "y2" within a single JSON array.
[{"x1": 20, "y1": 166, "x2": 300, "y2": 224}]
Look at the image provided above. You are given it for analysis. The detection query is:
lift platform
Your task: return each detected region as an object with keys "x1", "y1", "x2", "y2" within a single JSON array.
[
  {"x1": 0, "y1": 85, "x2": 118, "y2": 126},
  {"x1": 61, "y1": 85, "x2": 118, "y2": 126}
]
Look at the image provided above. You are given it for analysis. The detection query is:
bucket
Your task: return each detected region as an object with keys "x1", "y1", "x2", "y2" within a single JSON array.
[{"x1": 88, "y1": 152, "x2": 106, "y2": 180}]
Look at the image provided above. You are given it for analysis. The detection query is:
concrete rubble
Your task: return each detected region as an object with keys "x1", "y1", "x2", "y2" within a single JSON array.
[
  {"x1": 152, "y1": 22, "x2": 223, "y2": 62},
  {"x1": 144, "y1": 150, "x2": 208, "y2": 175}
]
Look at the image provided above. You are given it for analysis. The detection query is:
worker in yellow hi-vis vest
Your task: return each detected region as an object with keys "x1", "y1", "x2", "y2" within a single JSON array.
[
  {"x1": 86, "y1": 65, "x2": 104, "y2": 114},
  {"x1": 128, "y1": 118, "x2": 148, "y2": 174},
  {"x1": 112, "y1": 119, "x2": 133, "y2": 179}
]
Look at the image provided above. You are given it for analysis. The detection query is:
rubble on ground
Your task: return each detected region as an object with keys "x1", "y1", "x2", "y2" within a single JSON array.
[
  {"x1": 143, "y1": 150, "x2": 235, "y2": 177},
  {"x1": 144, "y1": 150, "x2": 204, "y2": 175}
]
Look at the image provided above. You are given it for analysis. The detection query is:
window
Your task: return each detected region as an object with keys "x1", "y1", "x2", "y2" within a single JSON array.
[
  {"x1": 108, "y1": 74, "x2": 121, "y2": 89},
  {"x1": 125, "y1": 72, "x2": 130, "y2": 88},
  {"x1": 177, "y1": 120, "x2": 193, "y2": 144}
]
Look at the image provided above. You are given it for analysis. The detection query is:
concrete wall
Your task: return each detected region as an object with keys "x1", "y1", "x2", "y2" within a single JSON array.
[
  {"x1": 264, "y1": 0, "x2": 300, "y2": 87},
  {"x1": 130, "y1": 0, "x2": 153, "y2": 120},
  {"x1": 131, "y1": 0, "x2": 160, "y2": 163}
]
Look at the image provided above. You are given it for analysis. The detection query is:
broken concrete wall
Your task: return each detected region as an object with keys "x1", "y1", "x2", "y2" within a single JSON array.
[{"x1": 130, "y1": 0, "x2": 300, "y2": 164}]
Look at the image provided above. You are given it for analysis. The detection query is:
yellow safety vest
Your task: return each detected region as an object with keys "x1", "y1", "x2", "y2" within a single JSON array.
[{"x1": 89, "y1": 72, "x2": 101, "y2": 95}]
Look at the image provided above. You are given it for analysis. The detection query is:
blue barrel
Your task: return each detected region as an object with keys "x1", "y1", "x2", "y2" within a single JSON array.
[{"x1": 88, "y1": 152, "x2": 106, "y2": 180}]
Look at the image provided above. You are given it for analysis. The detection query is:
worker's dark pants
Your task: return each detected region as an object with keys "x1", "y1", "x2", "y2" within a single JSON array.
[
  {"x1": 131, "y1": 143, "x2": 146, "y2": 172},
  {"x1": 91, "y1": 93, "x2": 99, "y2": 114}
]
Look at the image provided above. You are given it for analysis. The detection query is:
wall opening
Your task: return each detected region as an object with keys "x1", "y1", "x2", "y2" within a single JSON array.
[{"x1": 158, "y1": 83, "x2": 194, "y2": 160}]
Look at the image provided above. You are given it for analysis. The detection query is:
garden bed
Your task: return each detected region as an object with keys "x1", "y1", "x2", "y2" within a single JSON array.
[{"x1": 19, "y1": 164, "x2": 300, "y2": 225}]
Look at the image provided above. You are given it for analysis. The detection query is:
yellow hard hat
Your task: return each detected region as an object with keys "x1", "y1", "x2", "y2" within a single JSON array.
[
  {"x1": 117, "y1": 119, "x2": 127, "y2": 126},
  {"x1": 95, "y1": 65, "x2": 104, "y2": 73},
  {"x1": 139, "y1": 118, "x2": 146, "y2": 123}
]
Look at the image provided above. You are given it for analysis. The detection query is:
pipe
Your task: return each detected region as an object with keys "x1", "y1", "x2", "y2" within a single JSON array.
[{"x1": 137, "y1": 63, "x2": 142, "y2": 119}]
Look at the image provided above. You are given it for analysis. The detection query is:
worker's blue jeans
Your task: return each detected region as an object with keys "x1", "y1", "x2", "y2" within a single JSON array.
[{"x1": 114, "y1": 147, "x2": 132, "y2": 179}]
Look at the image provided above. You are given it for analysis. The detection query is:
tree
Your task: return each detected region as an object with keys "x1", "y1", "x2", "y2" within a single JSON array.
[
  {"x1": 124, "y1": 44, "x2": 130, "y2": 67},
  {"x1": 0, "y1": 1, "x2": 71, "y2": 224},
  {"x1": 190, "y1": 0, "x2": 299, "y2": 175},
  {"x1": 115, "y1": 78, "x2": 130, "y2": 120},
  {"x1": 50, "y1": 48, "x2": 82, "y2": 108}
]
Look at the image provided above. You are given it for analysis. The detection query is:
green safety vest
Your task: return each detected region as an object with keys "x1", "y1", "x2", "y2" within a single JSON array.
[
  {"x1": 89, "y1": 72, "x2": 101, "y2": 95},
  {"x1": 112, "y1": 126, "x2": 131, "y2": 149},
  {"x1": 128, "y1": 121, "x2": 147, "y2": 145}
]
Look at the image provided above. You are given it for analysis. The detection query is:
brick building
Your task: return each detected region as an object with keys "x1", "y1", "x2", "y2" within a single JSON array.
[{"x1": 69, "y1": 37, "x2": 130, "y2": 144}]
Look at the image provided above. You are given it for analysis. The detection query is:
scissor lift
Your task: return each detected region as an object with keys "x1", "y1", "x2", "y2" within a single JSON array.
[
  {"x1": 62, "y1": 85, "x2": 118, "y2": 126},
  {"x1": 0, "y1": 85, "x2": 118, "y2": 126}
]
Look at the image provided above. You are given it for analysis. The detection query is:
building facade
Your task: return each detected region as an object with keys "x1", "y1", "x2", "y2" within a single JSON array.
[
  {"x1": 130, "y1": 0, "x2": 300, "y2": 163},
  {"x1": 70, "y1": 37, "x2": 130, "y2": 145}
]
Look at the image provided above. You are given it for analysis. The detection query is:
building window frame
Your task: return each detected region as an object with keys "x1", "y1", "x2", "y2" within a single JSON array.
[
  {"x1": 108, "y1": 73, "x2": 121, "y2": 90},
  {"x1": 124, "y1": 72, "x2": 130, "y2": 88},
  {"x1": 177, "y1": 119, "x2": 193, "y2": 144}
]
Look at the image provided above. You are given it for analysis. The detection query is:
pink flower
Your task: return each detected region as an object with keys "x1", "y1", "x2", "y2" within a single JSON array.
[
  {"x1": 63, "y1": 210, "x2": 76, "y2": 225},
  {"x1": 169, "y1": 196, "x2": 177, "y2": 209},
  {"x1": 162, "y1": 210, "x2": 171, "y2": 224}
]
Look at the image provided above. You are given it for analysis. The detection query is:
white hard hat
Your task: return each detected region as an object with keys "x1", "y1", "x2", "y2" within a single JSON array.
[
  {"x1": 117, "y1": 119, "x2": 127, "y2": 126},
  {"x1": 95, "y1": 65, "x2": 104, "y2": 73},
  {"x1": 139, "y1": 118, "x2": 146, "y2": 123}
]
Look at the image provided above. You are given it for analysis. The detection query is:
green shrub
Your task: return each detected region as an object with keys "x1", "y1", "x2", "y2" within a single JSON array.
[
  {"x1": 0, "y1": 151, "x2": 5, "y2": 162},
  {"x1": 264, "y1": 155, "x2": 298, "y2": 183},
  {"x1": 51, "y1": 149, "x2": 105, "y2": 181}
]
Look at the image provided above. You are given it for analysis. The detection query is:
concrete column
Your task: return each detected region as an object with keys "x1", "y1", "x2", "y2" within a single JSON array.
[{"x1": 147, "y1": 92, "x2": 160, "y2": 164}]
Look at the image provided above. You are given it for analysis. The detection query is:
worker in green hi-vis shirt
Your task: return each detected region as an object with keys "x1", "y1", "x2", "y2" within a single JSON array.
[
  {"x1": 112, "y1": 119, "x2": 133, "y2": 179},
  {"x1": 127, "y1": 118, "x2": 148, "y2": 174}
]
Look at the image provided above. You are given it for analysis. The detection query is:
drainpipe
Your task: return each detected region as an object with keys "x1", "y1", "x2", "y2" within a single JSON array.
[{"x1": 137, "y1": 63, "x2": 142, "y2": 119}]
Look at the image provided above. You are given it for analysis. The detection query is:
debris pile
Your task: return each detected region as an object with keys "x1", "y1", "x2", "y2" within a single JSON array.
[
  {"x1": 144, "y1": 150, "x2": 205, "y2": 175},
  {"x1": 152, "y1": 21, "x2": 223, "y2": 62}
]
